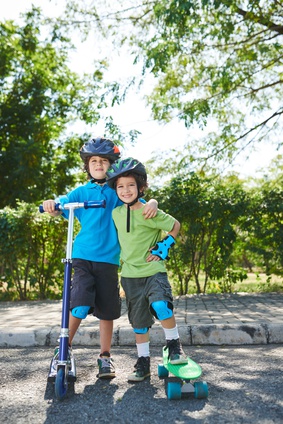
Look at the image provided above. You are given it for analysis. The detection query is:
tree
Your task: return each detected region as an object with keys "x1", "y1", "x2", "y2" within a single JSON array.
[
  {"x1": 63, "y1": 0, "x2": 283, "y2": 168},
  {"x1": 151, "y1": 171, "x2": 248, "y2": 294},
  {"x1": 0, "y1": 201, "x2": 67, "y2": 300},
  {"x1": 135, "y1": 1, "x2": 283, "y2": 165},
  {"x1": 243, "y1": 177, "x2": 283, "y2": 277},
  {"x1": 0, "y1": 7, "x2": 112, "y2": 207}
]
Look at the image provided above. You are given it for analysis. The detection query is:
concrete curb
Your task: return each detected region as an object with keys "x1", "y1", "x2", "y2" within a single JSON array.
[
  {"x1": 1, "y1": 294, "x2": 283, "y2": 348},
  {"x1": 1, "y1": 323, "x2": 283, "y2": 348}
]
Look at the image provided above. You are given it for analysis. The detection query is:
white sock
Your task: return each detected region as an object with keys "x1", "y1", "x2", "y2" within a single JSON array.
[
  {"x1": 163, "y1": 326, "x2": 179, "y2": 341},
  {"x1": 136, "y1": 342, "x2": 150, "y2": 358}
]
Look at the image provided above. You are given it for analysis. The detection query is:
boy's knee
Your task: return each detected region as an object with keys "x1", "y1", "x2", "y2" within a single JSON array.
[
  {"x1": 150, "y1": 300, "x2": 173, "y2": 321},
  {"x1": 71, "y1": 305, "x2": 90, "y2": 319}
]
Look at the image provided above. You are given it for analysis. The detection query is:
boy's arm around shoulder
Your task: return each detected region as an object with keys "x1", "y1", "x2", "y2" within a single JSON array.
[
  {"x1": 142, "y1": 198, "x2": 158, "y2": 219},
  {"x1": 169, "y1": 219, "x2": 180, "y2": 239}
]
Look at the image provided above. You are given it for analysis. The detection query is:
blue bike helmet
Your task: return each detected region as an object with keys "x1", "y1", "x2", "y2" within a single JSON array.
[{"x1": 80, "y1": 137, "x2": 121, "y2": 163}]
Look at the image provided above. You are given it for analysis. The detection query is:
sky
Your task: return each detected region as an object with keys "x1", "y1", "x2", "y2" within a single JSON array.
[{"x1": 0, "y1": 0, "x2": 279, "y2": 178}]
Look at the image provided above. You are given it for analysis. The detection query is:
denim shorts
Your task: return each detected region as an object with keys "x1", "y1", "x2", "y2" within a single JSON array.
[
  {"x1": 121, "y1": 272, "x2": 173, "y2": 329},
  {"x1": 70, "y1": 259, "x2": 121, "y2": 320}
]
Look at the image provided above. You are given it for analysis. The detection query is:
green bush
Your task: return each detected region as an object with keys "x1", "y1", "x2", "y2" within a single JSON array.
[{"x1": 0, "y1": 201, "x2": 68, "y2": 300}]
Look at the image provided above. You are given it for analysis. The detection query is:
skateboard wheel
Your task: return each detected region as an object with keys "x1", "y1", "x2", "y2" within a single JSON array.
[
  {"x1": 167, "y1": 382, "x2": 182, "y2": 400},
  {"x1": 158, "y1": 364, "x2": 169, "y2": 378},
  {"x1": 194, "y1": 381, "x2": 208, "y2": 399}
]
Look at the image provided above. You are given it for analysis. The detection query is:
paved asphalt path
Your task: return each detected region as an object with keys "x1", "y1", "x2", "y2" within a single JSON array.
[{"x1": 1, "y1": 345, "x2": 282, "y2": 423}]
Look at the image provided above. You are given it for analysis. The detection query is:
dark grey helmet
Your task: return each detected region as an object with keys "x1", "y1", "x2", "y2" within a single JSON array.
[{"x1": 106, "y1": 157, "x2": 147, "y2": 189}]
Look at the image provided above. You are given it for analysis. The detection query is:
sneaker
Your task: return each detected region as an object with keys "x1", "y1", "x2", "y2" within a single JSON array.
[
  {"x1": 97, "y1": 351, "x2": 116, "y2": 379},
  {"x1": 128, "y1": 356, "x2": 150, "y2": 382},
  {"x1": 48, "y1": 345, "x2": 72, "y2": 382},
  {"x1": 165, "y1": 339, "x2": 188, "y2": 365}
]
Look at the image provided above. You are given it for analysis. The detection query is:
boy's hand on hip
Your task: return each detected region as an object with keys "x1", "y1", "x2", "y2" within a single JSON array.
[{"x1": 146, "y1": 252, "x2": 161, "y2": 262}]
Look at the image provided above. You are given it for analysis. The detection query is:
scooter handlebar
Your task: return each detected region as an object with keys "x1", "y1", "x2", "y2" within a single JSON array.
[
  {"x1": 39, "y1": 200, "x2": 106, "y2": 213},
  {"x1": 83, "y1": 200, "x2": 106, "y2": 209}
]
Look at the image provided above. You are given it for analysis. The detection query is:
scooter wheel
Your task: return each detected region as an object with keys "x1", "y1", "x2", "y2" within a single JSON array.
[{"x1": 55, "y1": 367, "x2": 68, "y2": 400}]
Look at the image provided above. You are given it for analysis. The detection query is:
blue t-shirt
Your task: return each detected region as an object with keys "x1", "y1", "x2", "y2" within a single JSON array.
[{"x1": 59, "y1": 181, "x2": 122, "y2": 265}]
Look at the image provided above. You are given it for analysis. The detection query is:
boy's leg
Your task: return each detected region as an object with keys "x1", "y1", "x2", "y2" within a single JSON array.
[
  {"x1": 121, "y1": 276, "x2": 154, "y2": 382},
  {"x1": 150, "y1": 299, "x2": 187, "y2": 364},
  {"x1": 97, "y1": 319, "x2": 116, "y2": 379},
  {"x1": 128, "y1": 331, "x2": 151, "y2": 382},
  {"x1": 93, "y1": 262, "x2": 120, "y2": 379},
  {"x1": 148, "y1": 274, "x2": 188, "y2": 365},
  {"x1": 69, "y1": 314, "x2": 82, "y2": 344},
  {"x1": 99, "y1": 319, "x2": 113, "y2": 354},
  {"x1": 159, "y1": 315, "x2": 188, "y2": 364},
  {"x1": 68, "y1": 312, "x2": 116, "y2": 379}
]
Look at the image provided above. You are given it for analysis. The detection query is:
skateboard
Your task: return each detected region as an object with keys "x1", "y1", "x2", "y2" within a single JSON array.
[{"x1": 158, "y1": 347, "x2": 208, "y2": 400}]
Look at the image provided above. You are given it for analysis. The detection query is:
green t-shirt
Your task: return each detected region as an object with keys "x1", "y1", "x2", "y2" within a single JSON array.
[{"x1": 112, "y1": 205, "x2": 175, "y2": 278}]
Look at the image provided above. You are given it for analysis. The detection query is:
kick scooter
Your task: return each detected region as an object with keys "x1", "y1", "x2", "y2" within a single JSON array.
[{"x1": 39, "y1": 200, "x2": 106, "y2": 400}]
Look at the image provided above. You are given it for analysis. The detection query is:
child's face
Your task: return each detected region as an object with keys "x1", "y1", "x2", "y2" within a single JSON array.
[
  {"x1": 116, "y1": 176, "x2": 138, "y2": 204},
  {"x1": 88, "y1": 156, "x2": 110, "y2": 179}
]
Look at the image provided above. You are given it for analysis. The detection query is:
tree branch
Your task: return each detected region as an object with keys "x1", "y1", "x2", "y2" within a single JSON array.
[{"x1": 236, "y1": 7, "x2": 283, "y2": 35}]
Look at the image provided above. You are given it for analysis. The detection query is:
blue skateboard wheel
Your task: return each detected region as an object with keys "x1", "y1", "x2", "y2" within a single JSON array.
[{"x1": 167, "y1": 382, "x2": 182, "y2": 400}]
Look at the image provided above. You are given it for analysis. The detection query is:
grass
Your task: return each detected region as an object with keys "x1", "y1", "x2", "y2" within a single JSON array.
[
  {"x1": 171, "y1": 272, "x2": 283, "y2": 295},
  {"x1": 233, "y1": 272, "x2": 283, "y2": 293},
  {"x1": 1, "y1": 272, "x2": 283, "y2": 301}
]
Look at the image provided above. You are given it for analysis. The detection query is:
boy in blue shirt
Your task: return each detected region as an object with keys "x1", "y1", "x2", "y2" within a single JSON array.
[
  {"x1": 106, "y1": 157, "x2": 188, "y2": 382},
  {"x1": 43, "y1": 138, "x2": 157, "y2": 379}
]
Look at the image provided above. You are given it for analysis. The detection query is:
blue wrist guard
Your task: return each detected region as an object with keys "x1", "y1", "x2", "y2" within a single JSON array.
[{"x1": 151, "y1": 235, "x2": 176, "y2": 260}]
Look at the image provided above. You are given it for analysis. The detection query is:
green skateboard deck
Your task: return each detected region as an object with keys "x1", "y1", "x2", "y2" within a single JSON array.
[{"x1": 162, "y1": 347, "x2": 202, "y2": 380}]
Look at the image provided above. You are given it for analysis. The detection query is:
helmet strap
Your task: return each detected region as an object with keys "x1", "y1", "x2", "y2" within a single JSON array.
[
  {"x1": 116, "y1": 195, "x2": 140, "y2": 233},
  {"x1": 127, "y1": 204, "x2": 131, "y2": 233},
  {"x1": 91, "y1": 178, "x2": 106, "y2": 184},
  {"x1": 117, "y1": 182, "x2": 143, "y2": 232}
]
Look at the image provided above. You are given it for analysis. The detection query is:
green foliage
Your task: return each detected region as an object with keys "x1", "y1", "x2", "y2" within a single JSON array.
[
  {"x1": 74, "y1": 0, "x2": 283, "y2": 166},
  {"x1": 149, "y1": 171, "x2": 248, "y2": 294},
  {"x1": 242, "y1": 183, "x2": 283, "y2": 277},
  {"x1": 0, "y1": 201, "x2": 67, "y2": 300},
  {"x1": 0, "y1": 7, "x2": 113, "y2": 208},
  {"x1": 140, "y1": 0, "x2": 283, "y2": 160},
  {"x1": 215, "y1": 269, "x2": 248, "y2": 294}
]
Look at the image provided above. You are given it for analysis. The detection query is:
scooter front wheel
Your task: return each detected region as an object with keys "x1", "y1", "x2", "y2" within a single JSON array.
[{"x1": 55, "y1": 367, "x2": 68, "y2": 400}]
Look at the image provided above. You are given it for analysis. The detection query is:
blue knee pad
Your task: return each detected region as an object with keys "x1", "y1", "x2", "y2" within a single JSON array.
[
  {"x1": 133, "y1": 327, "x2": 149, "y2": 334},
  {"x1": 151, "y1": 300, "x2": 173, "y2": 321},
  {"x1": 71, "y1": 305, "x2": 90, "y2": 319}
]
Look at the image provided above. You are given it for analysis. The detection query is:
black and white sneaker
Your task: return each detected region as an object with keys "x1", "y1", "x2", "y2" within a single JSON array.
[
  {"x1": 97, "y1": 352, "x2": 116, "y2": 379},
  {"x1": 165, "y1": 339, "x2": 188, "y2": 365},
  {"x1": 128, "y1": 356, "x2": 150, "y2": 382}
]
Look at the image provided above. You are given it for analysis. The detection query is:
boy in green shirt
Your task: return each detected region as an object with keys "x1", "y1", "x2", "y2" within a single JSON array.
[{"x1": 106, "y1": 158, "x2": 188, "y2": 382}]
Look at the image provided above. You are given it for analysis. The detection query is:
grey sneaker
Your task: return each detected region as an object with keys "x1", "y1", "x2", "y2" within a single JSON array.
[
  {"x1": 165, "y1": 339, "x2": 188, "y2": 365},
  {"x1": 97, "y1": 352, "x2": 116, "y2": 379},
  {"x1": 128, "y1": 356, "x2": 150, "y2": 382}
]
